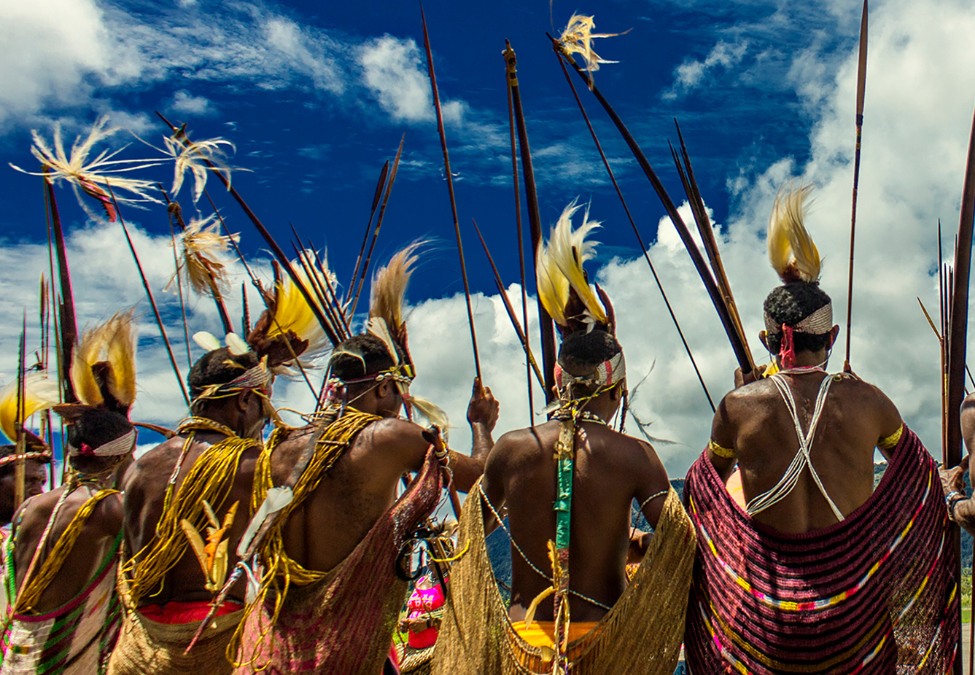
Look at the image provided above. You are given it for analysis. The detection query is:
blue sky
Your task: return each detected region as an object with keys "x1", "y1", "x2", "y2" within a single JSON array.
[{"x1": 2, "y1": 0, "x2": 975, "y2": 474}]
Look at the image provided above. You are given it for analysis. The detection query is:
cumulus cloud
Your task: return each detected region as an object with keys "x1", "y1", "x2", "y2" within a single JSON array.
[{"x1": 169, "y1": 90, "x2": 216, "y2": 117}]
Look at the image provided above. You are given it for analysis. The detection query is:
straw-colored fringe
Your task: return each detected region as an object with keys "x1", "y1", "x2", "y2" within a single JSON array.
[
  {"x1": 768, "y1": 184, "x2": 820, "y2": 284},
  {"x1": 431, "y1": 484, "x2": 696, "y2": 675},
  {"x1": 121, "y1": 436, "x2": 258, "y2": 606}
]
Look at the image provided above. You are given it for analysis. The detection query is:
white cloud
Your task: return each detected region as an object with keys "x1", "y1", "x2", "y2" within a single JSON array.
[
  {"x1": 169, "y1": 90, "x2": 216, "y2": 117},
  {"x1": 665, "y1": 41, "x2": 749, "y2": 99},
  {"x1": 358, "y1": 35, "x2": 433, "y2": 123}
]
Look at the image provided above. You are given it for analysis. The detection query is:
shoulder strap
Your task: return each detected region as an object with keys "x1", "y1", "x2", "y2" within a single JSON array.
[{"x1": 746, "y1": 374, "x2": 845, "y2": 521}]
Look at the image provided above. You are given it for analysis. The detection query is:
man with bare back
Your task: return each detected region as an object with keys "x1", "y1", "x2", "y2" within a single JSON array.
[
  {"x1": 232, "y1": 246, "x2": 499, "y2": 675},
  {"x1": 684, "y1": 185, "x2": 957, "y2": 674},
  {"x1": 109, "y1": 345, "x2": 270, "y2": 675},
  {"x1": 432, "y1": 202, "x2": 697, "y2": 675}
]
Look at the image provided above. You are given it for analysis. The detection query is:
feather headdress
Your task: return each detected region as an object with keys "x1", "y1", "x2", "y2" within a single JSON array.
[
  {"x1": 247, "y1": 250, "x2": 333, "y2": 371},
  {"x1": 0, "y1": 373, "x2": 60, "y2": 445},
  {"x1": 10, "y1": 116, "x2": 163, "y2": 222},
  {"x1": 768, "y1": 184, "x2": 821, "y2": 284},
  {"x1": 367, "y1": 242, "x2": 423, "y2": 362},
  {"x1": 536, "y1": 200, "x2": 611, "y2": 335},
  {"x1": 168, "y1": 215, "x2": 239, "y2": 298},
  {"x1": 69, "y1": 310, "x2": 138, "y2": 416}
]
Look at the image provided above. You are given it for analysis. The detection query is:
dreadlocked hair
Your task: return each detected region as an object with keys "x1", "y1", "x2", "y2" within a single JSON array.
[
  {"x1": 0, "y1": 444, "x2": 51, "y2": 479},
  {"x1": 65, "y1": 408, "x2": 134, "y2": 473},
  {"x1": 763, "y1": 282, "x2": 833, "y2": 353},
  {"x1": 188, "y1": 347, "x2": 261, "y2": 401}
]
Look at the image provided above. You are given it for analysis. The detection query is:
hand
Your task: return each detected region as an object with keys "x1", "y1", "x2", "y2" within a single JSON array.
[
  {"x1": 940, "y1": 454, "x2": 969, "y2": 498},
  {"x1": 626, "y1": 530, "x2": 652, "y2": 565},
  {"x1": 467, "y1": 378, "x2": 499, "y2": 431},
  {"x1": 734, "y1": 364, "x2": 767, "y2": 388}
]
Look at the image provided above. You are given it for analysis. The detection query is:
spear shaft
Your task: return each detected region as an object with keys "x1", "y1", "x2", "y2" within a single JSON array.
[
  {"x1": 844, "y1": 0, "x2": 869, "y2": 371},
  {"x1": 555, "y1": 52, "x2": 715, "y2": 411},
  {"x1": 421, "y1": 8, "x2": 482, "y2": 382},
  {"x1": 506, "y1": 40, "x2": 558, "y2": 401}
]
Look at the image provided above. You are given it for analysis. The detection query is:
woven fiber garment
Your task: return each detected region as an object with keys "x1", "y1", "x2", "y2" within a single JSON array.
[
  {"x1": 684, "y1": 425, "x2": 959, "y2": 674},
  {"x1": 0, "y1": 530, "x2": 122, "y2": 675},
  {"x1": 232, "y1": 446, "x2": 443, "y2": 675},
  {"x1": 106, "y1": 606, "x2": 243, "y2": 675},
  {"x1": 431, "y1": 484, "x2": 696, "y2": 675}
]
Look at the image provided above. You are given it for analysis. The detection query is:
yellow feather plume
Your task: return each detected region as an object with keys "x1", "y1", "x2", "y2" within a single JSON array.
[
  {"x1": 0, "y1": 373, "x2": 60, "y2": 444},
  {"x1": 264, "y1": 251, "x2": 333, "y2": 363},
  {"x1": 768, "y1": 184, "x2": 821, "y2": 283},
  {"x1": 558, "y1": 14, "x2": 624, "y2": 87},
  {"x1": 369, "y1": 242, "x2": 423, "y2": 336},
  {"x1": 536, "y1": 200, "x2": 608, "y2": 329},
  {"x1": 71, "y1": 310, "x2": 138, "y2": 411}
]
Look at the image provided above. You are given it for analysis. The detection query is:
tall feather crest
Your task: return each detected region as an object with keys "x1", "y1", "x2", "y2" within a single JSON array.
[
  {"x1": 248, "y1": 250, "x2": 333, "y2": 370},
  {"x1": 0, "y1": 373, "x2": 60, "y2": 444},
  {"x1": 768, "y1": 184, "x2": 821, "y2": 283},
  {"x1": 536, "y1": 200, "x2": 608, "y2": 333},
  {"x1": 71, "y1": 310, "x2": 138, "y2": 414},
  {"x1": 369, "y1": 242, "x2": 422, "y2": 354}
]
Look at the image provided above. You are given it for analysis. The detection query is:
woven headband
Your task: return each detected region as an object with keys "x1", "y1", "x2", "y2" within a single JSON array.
[
  {"x1": 764, "y1": 302, "x2": 833, "y2": 336},
  {"x1": 69, "y1": 427, "x2": 138, "y2": 457}
]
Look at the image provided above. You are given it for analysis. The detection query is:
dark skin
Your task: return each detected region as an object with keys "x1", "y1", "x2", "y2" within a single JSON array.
[
  {"x1": 268, "y1": 378, "x2": 498, "y2": 575},
  {"x1": 711, "y1": 325, "x2": 902, "y2": 533},
  {"x1": 481, "y1": 380, "x2": 671, "y2": 624},
  {"x1": 939, "y1": 394, "x2": 975, "y2": 534},
  {"x1": 10, "y1": 457, "x2": 127, "y2": 612},
  {"x1": 120, "y1": 388, "x2": 267, "y2": 607},
  {"x1": 0, "y1": 460, "x2": 49, "y2": 526}
]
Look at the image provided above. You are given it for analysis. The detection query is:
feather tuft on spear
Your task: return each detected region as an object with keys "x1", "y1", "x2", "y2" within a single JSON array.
[
  {"x1": 10, "y1": 116, "x2": 163, "y2": 221},
  {"x1": 168, "y1": 215, "x2": 240, "y2": 299},
  {"x1": 557, "y1": 14, "x2": 623, "y2": 87},
  {"x1": 163, "y1": 132, "x2": 237, "y2": 204}
]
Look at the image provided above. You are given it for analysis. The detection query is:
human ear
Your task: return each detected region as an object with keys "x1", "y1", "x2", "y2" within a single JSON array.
[
  {"x1": 759, "y1": 330, "x2": 769, "y2": 351},
  {"x1": 830, "y1": 325, "x2": 840, "y2": 347}
]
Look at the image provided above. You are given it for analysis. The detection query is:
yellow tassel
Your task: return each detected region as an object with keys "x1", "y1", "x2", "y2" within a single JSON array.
[
  {"x1": 71, "y1": 310, "x2": 138, "y2": 409},
  {"x1": 370, "y1": 242, "x2": 423, "y2": 336}
]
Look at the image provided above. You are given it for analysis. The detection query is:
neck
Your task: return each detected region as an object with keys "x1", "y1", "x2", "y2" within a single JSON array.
[{"x1": 777, "y1": 350, "x2": 829, "y2": 369}]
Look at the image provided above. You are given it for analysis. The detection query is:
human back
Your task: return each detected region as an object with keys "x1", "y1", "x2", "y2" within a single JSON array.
[
  {"x1": 717, "y1": 369, "x2": 901, "y2": 533},
  {"x1": 484, "y1": 417, "x2": 670, "y2": 623}
]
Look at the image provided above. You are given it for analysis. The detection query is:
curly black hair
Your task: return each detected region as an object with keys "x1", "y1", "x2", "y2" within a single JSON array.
[
  {"x1": 763, "y1": 282, "x2": 832, "y2": 353},
  {"x1": 558, "y1": 329, "x2": 622, "y2": 374},
  {"x1": 66, "y1": 408, "x2": 134, "y2": 473},
  {"x1": 330, "y1": 334, "x2": 401, "y2": 382},
  {"x1": 188, "y1": 348, "x2": 261, "y2": 400}
]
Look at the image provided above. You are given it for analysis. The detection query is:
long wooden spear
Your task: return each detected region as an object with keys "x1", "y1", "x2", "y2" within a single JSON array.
[
  {"x1": 505, "y1": 58, "x2": 535, "y2": 422},
  {"x1": 350, "y1": 136, "x2": 406, "y2": 319},
  {"x1": 14, "y1": 317, "x2": 26, "y2": 509},
  {"x1": 843, "y1": 0, "x2": 869, "y2": 372},
  {"x1": 421, "y1": 7, "x2": 482, "y2": 382},
  {"x1": 553, "y1": 50, "x2": 716, "y2": 410},
  {"x1": 552, "y1": 40, "x2": 753, "y2": 373},
  {"x1": 105, "y1": 184, "x2": 190, "y2": 406},
  {"x1": 505, "y1": 40, "x2": 558, "y2": 402},
  {"x1": 43, "y1": 174, "x2": 78, "y2": 403},
  {"x1": 945, "y1": 103, "x2": 975, "y2": 675},
  {"x1": 346, "y1": 161, "x2": 389, "y2": 305},
  {"x1": 471, "y1": 218, "x2": 545, "y2": 389},
  {"x1": 154, "y1": 112, "x2": 340, "y2": 347}
]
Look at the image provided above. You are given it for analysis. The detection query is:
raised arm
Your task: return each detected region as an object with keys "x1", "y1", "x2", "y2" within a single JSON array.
[{"x1": 448, "y1": 378, "x2": 499, "y2": 493}]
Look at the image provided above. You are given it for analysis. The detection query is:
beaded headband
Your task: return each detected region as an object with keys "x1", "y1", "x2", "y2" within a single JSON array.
[
  {"x1": 192, "y1": 358, "x2": 272, "y2": 409},
  {"x1": 0, "y1": 451, "x2": 51, "y2": 470},
  {"x1": 554, "y1": 351, "x2": 626, "y2": 398}
]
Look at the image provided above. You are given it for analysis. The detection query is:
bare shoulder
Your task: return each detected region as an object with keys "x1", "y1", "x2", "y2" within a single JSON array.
[
  {"x1": 831, "y1": 374, "x2": 900, "y2": 413},
  {"x1": 89, "y1": 490, "x2": 124, "y2": 538},
  {"x1": 488, "y1": 424, "x2": 550, "y2": 467},
  {"x1": 124, "y1": 437, "x2": 186, "y2": 486},
  {"x1": 267, "y1": 424, "x2": 318, "y2": 483}
]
